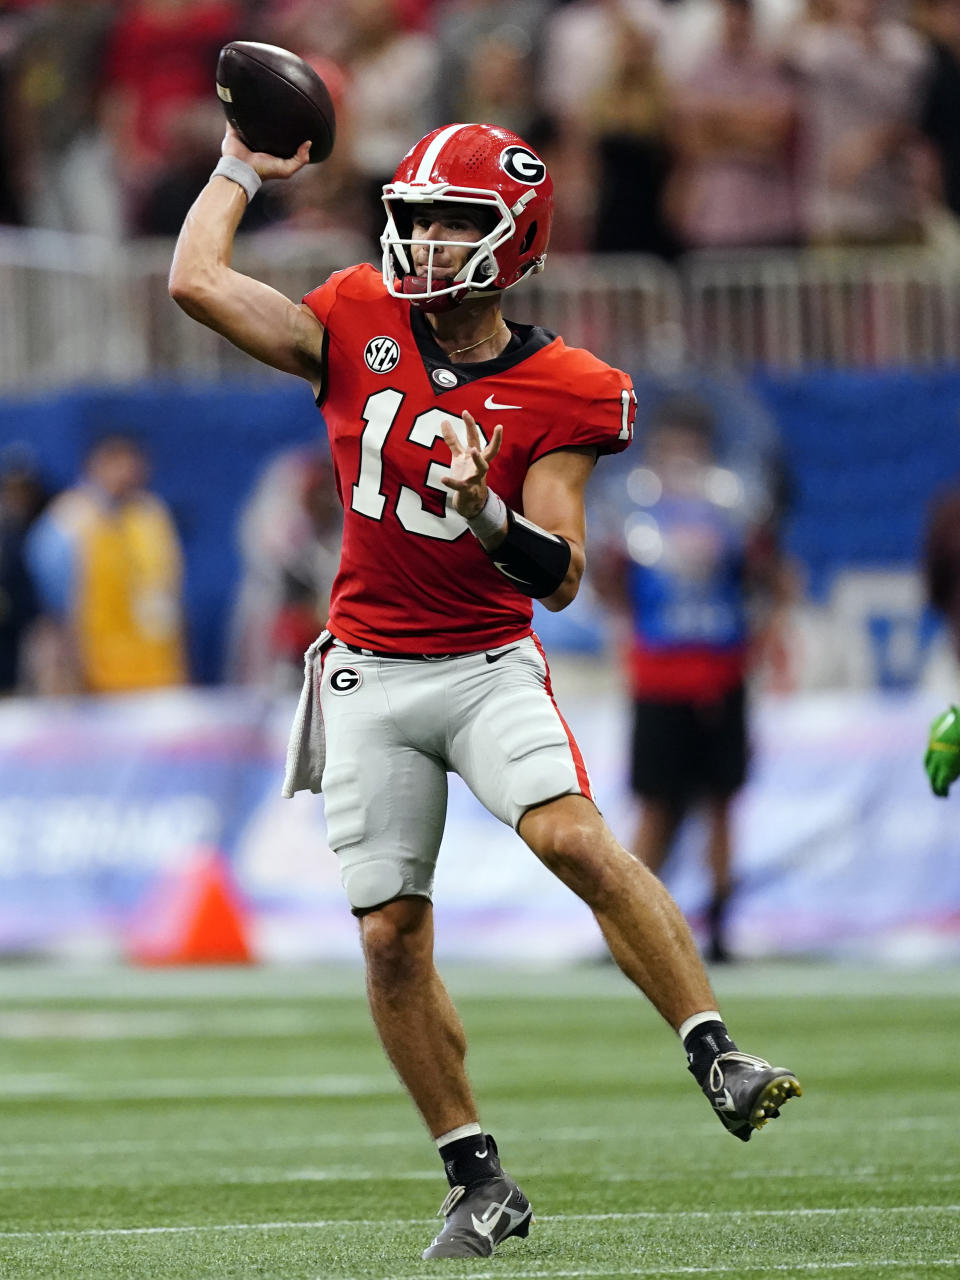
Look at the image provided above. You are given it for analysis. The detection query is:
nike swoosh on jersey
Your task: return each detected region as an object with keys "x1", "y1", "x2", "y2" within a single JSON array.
[
  {"x1": 484, "y1": 395, "x2": 522, "y2": 411},
  {"x1": 484, "y1": 649, "x2": 517, "y2": 664}
]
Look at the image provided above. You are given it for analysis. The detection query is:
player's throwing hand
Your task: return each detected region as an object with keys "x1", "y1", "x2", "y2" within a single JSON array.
[
  {"x1": 440, "y1": 412, "x2": 503, "y2": 520},
  {"x1": 221, "y1": 124, "x2": 312, "y2": 182},
  {"x1": 925, "y1": 705, "x2": 960, "y2": 797}
]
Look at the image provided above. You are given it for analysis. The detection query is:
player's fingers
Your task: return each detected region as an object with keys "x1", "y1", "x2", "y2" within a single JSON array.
[
  {"x1": 484, "y1": 424, "x2": 503, "y2": 461},
  {"x1": 461, "y1": 411, "x2": 482, "y2": 451},
  {"x1": 440, "y1": 420, "x2": 463, "y2": 454}
]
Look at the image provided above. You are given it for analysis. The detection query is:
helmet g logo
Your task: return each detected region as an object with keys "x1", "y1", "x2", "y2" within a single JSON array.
[
  {"x1": 500, "y1": 145, "x2": 546, "y2": 186},
  {"x1": 364, "y1": 336, "x2": 401, "y2": 373}
]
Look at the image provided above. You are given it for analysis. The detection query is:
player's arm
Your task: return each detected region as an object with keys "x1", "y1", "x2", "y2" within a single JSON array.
[
  {"x1": 515, "y1": 446, "x2": 594, "y2": 611},
  {"x1": 441, "y1": 413, "x2": 592, "y2": 611},
  {"x1": 168, "y1": 128, "x2": 326, "y2": 389}
]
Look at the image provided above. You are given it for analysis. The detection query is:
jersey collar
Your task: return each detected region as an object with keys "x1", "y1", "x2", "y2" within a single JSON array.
[{"x1": 409, "y1": 307, "x2": 555, "y2": 395}]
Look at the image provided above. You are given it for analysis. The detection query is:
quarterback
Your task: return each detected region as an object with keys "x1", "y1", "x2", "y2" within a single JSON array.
[{"x1": 170, "y1": 120, "x2": 801, "y2": 1260}]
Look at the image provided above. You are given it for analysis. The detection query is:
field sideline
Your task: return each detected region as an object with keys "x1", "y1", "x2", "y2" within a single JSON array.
[{"x1": 1, "y1": 961, "x2": 958, "y2": 1279}]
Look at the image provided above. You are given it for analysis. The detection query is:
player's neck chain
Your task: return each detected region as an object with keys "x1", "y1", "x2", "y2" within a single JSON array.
[{"x1": 444, "y1": 322, "x2": 509, "y2": 361}]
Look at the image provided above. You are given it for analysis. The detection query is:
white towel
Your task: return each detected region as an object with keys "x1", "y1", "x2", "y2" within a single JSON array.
[{"x1": 281, "y1": 631, "x2": 331, "y2": 797}]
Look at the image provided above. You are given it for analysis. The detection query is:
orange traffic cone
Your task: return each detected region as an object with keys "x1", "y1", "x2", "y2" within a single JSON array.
[{"x1": 126, "y1": 847, "x2": 255, "y2": 965}]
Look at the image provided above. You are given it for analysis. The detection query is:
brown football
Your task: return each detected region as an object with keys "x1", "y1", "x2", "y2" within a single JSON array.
[{"x1": 216, "y1": 41, "x2": 335, "y2": 163}]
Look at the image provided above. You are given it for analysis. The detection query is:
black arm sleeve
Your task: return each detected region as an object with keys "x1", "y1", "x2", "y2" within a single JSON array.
[{"x1": 484, "y1": 508, "x2": 572, "y2": 599}]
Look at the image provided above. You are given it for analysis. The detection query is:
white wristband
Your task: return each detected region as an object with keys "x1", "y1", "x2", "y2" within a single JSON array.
[
  {"x1": 466, "y1": 487, "x2": 507, "y2": 541},
  {"x1": 211, "y1": 155, "x2": 262, "y2": 202}
]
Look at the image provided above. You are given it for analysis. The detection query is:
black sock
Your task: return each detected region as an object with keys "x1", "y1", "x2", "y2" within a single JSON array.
[
  {"x1": 438, "y1": 1132, "x2": 502, "y2": 1188},
  {"x1": 683, "y1": 1020, "x2": 737, "y2": 1088}
]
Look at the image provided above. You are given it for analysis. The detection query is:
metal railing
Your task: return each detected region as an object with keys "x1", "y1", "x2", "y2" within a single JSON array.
[{"x1": 2, "y1": 229, "x2": 959, "y2": 391}]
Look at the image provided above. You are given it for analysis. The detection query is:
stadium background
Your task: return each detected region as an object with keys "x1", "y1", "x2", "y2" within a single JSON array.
[{"x1": 1, "y1": 0, "x2": 959, "y2": 968}]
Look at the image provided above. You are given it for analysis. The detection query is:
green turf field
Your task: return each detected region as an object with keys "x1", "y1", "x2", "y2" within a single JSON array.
[{"x1": 1, "y1": 961, "x2": 958, "y2": 1279}]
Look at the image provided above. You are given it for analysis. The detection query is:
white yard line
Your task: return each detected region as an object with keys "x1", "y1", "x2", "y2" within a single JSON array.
[
  {"x1": 363, "y1": 1263, "x2": 960, "y2": 1280},
  {"x1": 0, "y1": 1074, "x2": 392, "y2": 1099},
  {"x1": 2, "y1": 1204, "x2": 959, "y2": 1241}
]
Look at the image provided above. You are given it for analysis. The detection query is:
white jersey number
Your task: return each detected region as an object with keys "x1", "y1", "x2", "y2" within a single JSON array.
[{"x1": 351, "y1": 388, "x2": 488, "y2": 541}]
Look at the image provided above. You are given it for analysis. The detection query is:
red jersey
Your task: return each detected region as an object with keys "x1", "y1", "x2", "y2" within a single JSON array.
[{"x1": 303, "y1": 264, "x2": 635, "y2": 654}]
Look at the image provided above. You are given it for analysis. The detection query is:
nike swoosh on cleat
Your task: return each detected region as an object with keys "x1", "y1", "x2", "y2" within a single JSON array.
[
  {"x1": 474, "y1": 1144, "x2": 489, "y2": 1158},
  {"x1": 471, "y1": 1197, "x2": 529, "y2": 1239},
  {"x1": 484, "y1": 395, "x2": 522, "y2": 411},
  {"x1": 484, "y1": 649, "x2": 516, "y2": 664}
]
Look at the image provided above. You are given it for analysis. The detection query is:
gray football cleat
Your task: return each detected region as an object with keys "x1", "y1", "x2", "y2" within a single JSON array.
[
  {"x1": 422, "y1": 1175, "x2": 533, "y2": 1259},
  {"x1": 702, "y1": 1050, "x2": 802, "y2": 1141}
]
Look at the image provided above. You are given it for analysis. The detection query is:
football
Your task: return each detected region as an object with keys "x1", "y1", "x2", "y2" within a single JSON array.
[{"x1": 216, "y1": 41, "x2": 335, "y2": 163}]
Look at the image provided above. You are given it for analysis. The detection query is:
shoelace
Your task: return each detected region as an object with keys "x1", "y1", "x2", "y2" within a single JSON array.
[
  {"x1": 708, "y1": 1050, "x2": 770, "y2": 1093},
  {"x1": 437, "y1": 1185, "x2": 466, "y2": 1218}
]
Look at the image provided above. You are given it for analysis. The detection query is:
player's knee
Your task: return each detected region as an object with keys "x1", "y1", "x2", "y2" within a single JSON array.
[
  {"x1": 527, "y1": 807, "x2": 621, "y2": 904},
  {"x1": 359, "y1": 896, "x2": 432, "y2": 982}
]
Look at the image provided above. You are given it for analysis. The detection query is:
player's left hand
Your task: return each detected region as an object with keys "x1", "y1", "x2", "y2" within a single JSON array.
[
  {"x1": 925, "y1": 704, "x2": 960, "y2": 797},
  {"x1": 440, "y1": 412, "x2": 503, "y2": 519}
]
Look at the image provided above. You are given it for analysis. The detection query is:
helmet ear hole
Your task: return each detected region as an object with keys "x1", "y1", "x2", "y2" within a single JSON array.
[{"x1": 519, "y1": 221, "x2": 537, "y2": 255}]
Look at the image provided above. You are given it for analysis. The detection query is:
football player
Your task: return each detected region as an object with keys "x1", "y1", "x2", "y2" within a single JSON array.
[{"x1": 169, "y1": 120, "x2": 802, "y2": 1260}]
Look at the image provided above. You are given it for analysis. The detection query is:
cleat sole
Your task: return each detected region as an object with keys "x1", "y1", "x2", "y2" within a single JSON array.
[{"x1": 749, "y1": 1075, "x2": 802, "y2": 1129}]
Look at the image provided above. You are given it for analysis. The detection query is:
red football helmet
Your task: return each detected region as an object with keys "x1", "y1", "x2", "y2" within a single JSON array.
[{"x1": 381, "y1": 122, "x2": 554, "y2": 312}]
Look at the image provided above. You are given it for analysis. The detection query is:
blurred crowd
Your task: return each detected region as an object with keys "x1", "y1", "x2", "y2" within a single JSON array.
[{"x1": 1, "y1": 0, "x2": 960, "y2": 254}]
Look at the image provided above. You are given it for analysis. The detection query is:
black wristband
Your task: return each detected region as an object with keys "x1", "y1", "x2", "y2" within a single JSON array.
[{"x1": 485, "y1": 508, "x2": 572, "y2": 599}]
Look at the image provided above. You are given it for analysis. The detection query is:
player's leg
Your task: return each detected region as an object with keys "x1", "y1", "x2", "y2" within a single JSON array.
[
  {"x1": 320, "y1": 648, "x2": 530, "y2": 1259},
  {"x1": 632, "y1": 798, "x2": 683, "y2": 875},
  {"x1": 520, "y1": 793, "x2": 716, "y2": 1028},
  {"x1": 700, "y1": 684, "x2": 750, "y2": 963},
  {"x1": 450, "y1": 639, "x2": 799, "y2": 1142},
  {"x1": 520, "y1": 793, "x2": 800, "y2": 1140},
  {"x1": 628, "y1": 698, "x2": 689, "y2": 876},
  {"x1": 360, "y1": 895, "x2": 532, "y2": 1260},
  {"x1": 704, "y1": 794, "x2": 734, "y2": 962},
  {"x1": 359, "y1": 894, "x2": 476, "y2": 1136}
]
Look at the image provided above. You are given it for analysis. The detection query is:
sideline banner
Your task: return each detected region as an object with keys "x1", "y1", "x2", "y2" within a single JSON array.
[{"x1": 0, "y1": 685, "x2": 957, "y2": 962}]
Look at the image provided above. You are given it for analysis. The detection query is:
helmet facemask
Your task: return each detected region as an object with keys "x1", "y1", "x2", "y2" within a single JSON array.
[{"x1": 381, "y1": 186, "x2": 516, "y2": 313}]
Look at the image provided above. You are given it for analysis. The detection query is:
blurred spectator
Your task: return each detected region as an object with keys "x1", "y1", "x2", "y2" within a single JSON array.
[
  {"x1": 5, "y1": 0, "x2": 121, "y2": 237},
  {"x1": 540, "y1": 0, "x2": 663, "y2": 129},
  {"x1": 455, "y1": 26, "x2": 539, "y2": 140},
  {"x1": 586, "y1": 8, "x2": 678, "y2": 256},
  {"x1": 0, "y1": 447, "x2": 47, "y2": 692},
  {"x1": 924, "y1": 477, "x2": 960, "y2": 666},
  {"x1": 98, "y1": 0, "x2": 240, "y2": 235},
  {"x1": 227, "y1": 445, "x2": 342, "y2": 689},
  {"x1": 592, "y1": 395, "x2": 792, "y2": 961},
  {"x1": 430, "y1": 0, "x2": 549, "y2": 126},
  {"x1": 25, "y1": 432, "x2": 187, "y2": 694},
  {"x1": 668, "y1": 0, "x2": 799, "y2": 251},
  {"x1": 917, "y1": 0, "x2": 960, "y2": 227},
  {"x1": 338, "y1": 0, "x2": 439, "y2": 249},
  {"x1": 784, "y1": 0, "x2": 930, "y2": 245},
  {"x1": 540, "y1": 0, "x2": 664, "y2": 251}
]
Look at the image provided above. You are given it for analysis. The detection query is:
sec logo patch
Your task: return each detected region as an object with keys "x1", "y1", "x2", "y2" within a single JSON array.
[
  {"x1": 364, "y1": 336, "x2": 400, "y2": 373},
  {"x1": 329, "y1": 667, "x2": 362, "y2": 694}
]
